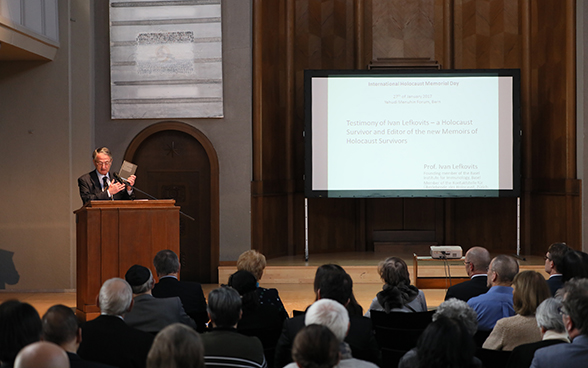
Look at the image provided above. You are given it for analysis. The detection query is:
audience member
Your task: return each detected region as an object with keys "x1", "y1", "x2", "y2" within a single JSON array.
[
  {"x1": 313, "y1": 264, "x2": 363, "y2": 316},
  {"x1": 365, "y1": 256, "x2": 426, "y2": 317},
  {"x1": 151, "y1": 250, "x2": 208, "y2": 332},
  {"x1": 283, "y1": 299, "x2": 377, "y2": 368},
  {"x1": 236, "y1": 250, "x2": 288, "y2": 319},
  {"x1": 13, "y1": 342, "x2": 69, "y2": 368},
  {"x1": 467, "y1": 254, "x2": 519, "y2": 331},
  {"x1": 543, "y1": 242, "x2": 570, "y2": 296},
  {"x1": 483, "y1": 270, "x2": 551, "y2": 350},
  {"x1": 124, "y1": 265, "x2": 196, "y2": 333},
  {"x1": 77, "y1": 278, "x2": 154, "y2": 368},
  {"x1": 531, "y1": 278, "x2": 588, "y2": 368},
  {"x1": 290, "y1": 325, "x2": 340, "y2": 368},
  {"x1": 399, "y1": 316, "x2": 480, "y2": 368},
  {"x1": 560, "y1": 250, "x2": 588, "y2": 283},
  {"x1": 275, "y1": 266, "x2": 381, "y2": 368},
  {"x1": 147, "y1": 324, "x2": 204, "y2": 368},
  {"x1": 201, "y1": 287, "x2": 267, "y2": 368},
  {"x1": 0, "y1": 300, "x2": 42, "y2": 368},
  {"x1": 445, "y1": 246, "x2": 491, "y2": 302},
  {"x1": 42, "y1": 304, "x2": 114, "y2": 368},
  {"x1": 506, "y1": 298, "x2": 570, "y2": 368}
]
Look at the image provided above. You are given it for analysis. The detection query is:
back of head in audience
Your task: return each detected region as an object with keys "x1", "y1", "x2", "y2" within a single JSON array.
[
  {"x1": 14, "y1": 341, "x2": 69, "y2": 368},
  {"x1": 378, "y1": 257, "x2": 411, "y2": 287},
  {"x1": 207, "y1": 286, "x2": 242, "y2": 328},
  {"x1": 313, "y1": 264, "x2": 362, "y2": 315},
  {"x1": 227, "y1": 270, "x2": 259, "y2": 312},
  {"x1": 316, "y1": 269, "x2": 352, "y2": 306},
  {"x1": 546, "y1": 242, "x2": 570, "y2": 274},
  {"x1": 561, "y1": 250, "x2": 588, "y2": 282},
  {"x1": 42, "y1": 304, "x2": 79, "y2": 350},
  {"x1": 153, "y1": 249, "x2": 180, "y2": 277},
  {"x1": 236, "y1": 250, "x2": 266, "y2": 281},
  {"x1": 98, "y1": 278, "x2": 133, "y2": 316},
  {"x1": 305, "y1": 299, "x2": 349, "y2": 342},
  {"x1": 465, "y1": 246, "x2": 491, "y2": 276},
  {"x1": 433, "y1": 298, "x2": 478, "y2": 336},
  {"x1": 0, "y1": 300, "x2": 42, "y2": 364},
  {"x1": 416, "y1": 316, "x2": 476, "y2": 368},
  {"x1": 536, "y1": 298, "x2": 566, "y2": 334},
  {"x1": 561, "y1": 278, "x2": 588, "y2": 338},
  {"x1": 512, "y1": 270, "x2": 551, "y2": 316},
  {"x1": 292, "y1": 324, "x2": 340, "y2": 368},
  {"x1": 488, "y1": 255, "x2": 519, "y2": 286},
  {"x1": 147, "y1": 323, "x2": 204, "y2": 368},
  {"x1": 125, "y1": 264, "x2": 155, "y2": 295}
]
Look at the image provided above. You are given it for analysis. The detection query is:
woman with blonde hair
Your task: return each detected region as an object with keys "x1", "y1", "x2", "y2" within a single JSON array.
[
  {"x1": 483, "y1": 270, "x2": 551, "y2": 351},
  {"x1": 365, "y1": 257, "x2": 427, "y2": 317}
]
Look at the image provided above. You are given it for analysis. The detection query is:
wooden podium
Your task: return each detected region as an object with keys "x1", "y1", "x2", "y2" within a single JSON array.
[{"x1": 74, "y1": 200, "x2": 180, "y2": 321}]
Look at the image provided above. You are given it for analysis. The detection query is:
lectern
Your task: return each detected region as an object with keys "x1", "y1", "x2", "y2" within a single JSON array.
[{"x1": 74, "y1": 200, "x2": 180, "y2": 321}]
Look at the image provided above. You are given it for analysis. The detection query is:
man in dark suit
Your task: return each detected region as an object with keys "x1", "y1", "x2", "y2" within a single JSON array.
[
  {"x1": 544, "y1": 242, "x2": 570, "y2": 296},
  {"x1": 124, "y1": 264, "x2": 196, "y2": 334},
  {"x1": 77, "y1": 278, "x2": 154, "y2": 368},
  {"x1": 506, "y1": 297, "x2": 569, "y2": 368},
  {"x1": 152, "y1": 250, "x2": 208, "y2": 332},
  {"x1": 77, "y1": 147, "x2": 136, "y2": 204},
  {"x1": 530, "y1": 279, "x2": 588, "y2": 368},
  {"x1": 42, "y1": 304, "x2": 115, "y2": 368},
  {"x1": 445, "y1": 246, "x2": 491, "y2": 302},
  {"x1": 274, "y1": 267, "x2": 381, "y2": 368}
]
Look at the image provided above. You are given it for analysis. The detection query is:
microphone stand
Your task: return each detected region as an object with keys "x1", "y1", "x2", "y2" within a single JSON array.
[{"x1": 115, "y1": 175, "x2": 195, "y2": 221}]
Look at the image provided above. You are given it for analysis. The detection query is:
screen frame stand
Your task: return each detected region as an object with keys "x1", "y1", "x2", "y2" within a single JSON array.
[
  {"x1": 304, "y1": 197, "x2": 309, "y2": 262},
  {"x1": 512, "y1": 197, "x2": 526, "y2": 261}
]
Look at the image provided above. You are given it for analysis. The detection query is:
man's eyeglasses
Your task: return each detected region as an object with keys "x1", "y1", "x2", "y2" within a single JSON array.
[
  {"x1": 95, "y1": 161, "x2": 112, "y2": 166},
  {"x1": 558, "y1": 306, "x2": 568, "y2": 316}
]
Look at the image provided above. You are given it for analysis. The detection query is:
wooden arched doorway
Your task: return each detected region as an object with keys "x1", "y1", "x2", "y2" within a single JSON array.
[{"x1": 125, "y1": 122, "x2": 219, "y2": 283}]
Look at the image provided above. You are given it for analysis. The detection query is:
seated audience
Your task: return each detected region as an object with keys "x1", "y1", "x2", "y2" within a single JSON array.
[
  {"x1": 151, "y1": 250, "x2": 208, "y2": 332},
  {"x1": 468, "y1": 254, "x2": 519, "y2": 331},
  {"x1": 399, "y1": 298, "x2": 480, "y2": 367},
  {"x1": 124, "y1": 264, "x2": 196, "y2": 333},
  {"x1": 290, "y1": 325, "x2": 340, "y2": 368},
  {"x1": 445, "y1": 246, "x2": 491, "y2": 302},
  {"x1": 0, "y1": 300, "x2": 42, "y2": 368},
  {"x1": 274, "y1": 266, "x2": 381, "y2": 368},
  {"x1": 365, "y1": 256, "x2": 426, "y2": 317},
  {"x1": 560, "y1": 250, "x2": 588, "y2": 283},
  {"x1": 14, "y1": 342, "x2": 69, "y2": 368},
  {"x1": 77, "y1": 278, "x2": 154, "y2": 368},
  {"x1": 483, "y1": 270, "x2": 551, "y2": 350},
  {"x1": 313, "y1": 264, "x2": 363, "y2": 316},
  {"x1": 147, "y1": 323, "x2": 204, "y2": 368},
  {"x1": 530, "y1": 278, "x2": 588, "y2": 368},
  {"x1": 236, "y1": 250, "x2": 288, "y2": 319},
  {"x1": 506, "y1": 298, "x2": 570, "y2": 368},
  {"x1": 283, "y1": 299, "x2": 377, "y2": 368},
  {"x1": 399, "y1": 316, "x2": 480, "y2": 368},
  {"x1": 543, "y1": 242, "x2": 570, "y2": 296},
  {"x1": 201, "y1": 287, "x2": 267, "y2": 368},
  {"x1": 42, "y1": 304, "x2": 115, "y2": 368}
]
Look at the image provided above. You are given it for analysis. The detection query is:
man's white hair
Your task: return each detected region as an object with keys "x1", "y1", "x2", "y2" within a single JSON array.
[
  {"x1": 98, "y1": 278, "x2": 133, "y2": 316},
  {"x1": 304, "y1": 298, "x2": 349, "y2": 342}
]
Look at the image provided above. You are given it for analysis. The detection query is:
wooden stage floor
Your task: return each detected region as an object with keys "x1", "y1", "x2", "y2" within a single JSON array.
[{"x1": 0, "y1": 252, "x2": 544, "y2": 318}]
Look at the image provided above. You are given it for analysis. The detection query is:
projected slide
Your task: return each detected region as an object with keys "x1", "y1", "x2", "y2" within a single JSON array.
[{"x1": 307, "y1": 70, "x2": 520, "y2": 197}]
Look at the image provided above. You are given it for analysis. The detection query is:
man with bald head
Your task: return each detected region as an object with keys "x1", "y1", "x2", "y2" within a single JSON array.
[
  {"x1": 467, "y1": 254, "x2": 519, "y2": 331},
  {"x1": 14, "y1": 341, "x2": 69, "y2": 368},
  {"x1": 77, "y1": 278, "x2": 154, "y2": 368},
  {"x1": 445, "y1": 246, "x2": 491, "y2": 302}
]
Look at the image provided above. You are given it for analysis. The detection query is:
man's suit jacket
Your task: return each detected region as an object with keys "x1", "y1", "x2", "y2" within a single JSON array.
[
  {"x1": 78, "y1": 170, "x2": 134, "y2": 204},
  {"x1": 274, "y1": 313, "x2": 382, "y2": 368},
  {"x1": 152, "y1": 276, "x2": 208, "y2": 331},
  {"x1": 67, "y1": 352, "x2": 116, "y2": 368},
  {"x1": 506, "y1": 339, "x2": 568, "y2": 368},
  {"x1": 123, "y1": 294, "x2": 196, "y2": 333},
  {"x1": 444, "y1": 275, "x2": 489, "y2": 302},
  {"x1": 78, "y1": 315, "x2": 154, "y2": 368},
  {"x1": 530, "y1": 335, "x2": 588, "y2": 368},
  {"x1": 546, "y1": 275, "x2": 564, "y2": 296}
]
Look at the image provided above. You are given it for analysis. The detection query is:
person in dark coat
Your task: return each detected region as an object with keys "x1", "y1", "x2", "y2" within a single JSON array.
[{"x1": 445, "y1": 246, "x2": 491, "y2": 302}]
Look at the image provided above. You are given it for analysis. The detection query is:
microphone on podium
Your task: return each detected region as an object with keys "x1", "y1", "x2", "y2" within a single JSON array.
[{"x1": 113, "y1": 172, "x2": 131, "y2": 187}]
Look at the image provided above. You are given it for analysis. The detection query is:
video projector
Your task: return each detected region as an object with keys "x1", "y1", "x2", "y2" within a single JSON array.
[{"x1": 430, "y1": 245, "x2": 463, "y2": 259}]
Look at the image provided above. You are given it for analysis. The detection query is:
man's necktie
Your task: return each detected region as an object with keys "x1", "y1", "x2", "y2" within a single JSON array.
[{"x1": 102, "y1": 176, "x2": 108, "y2": 192}]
